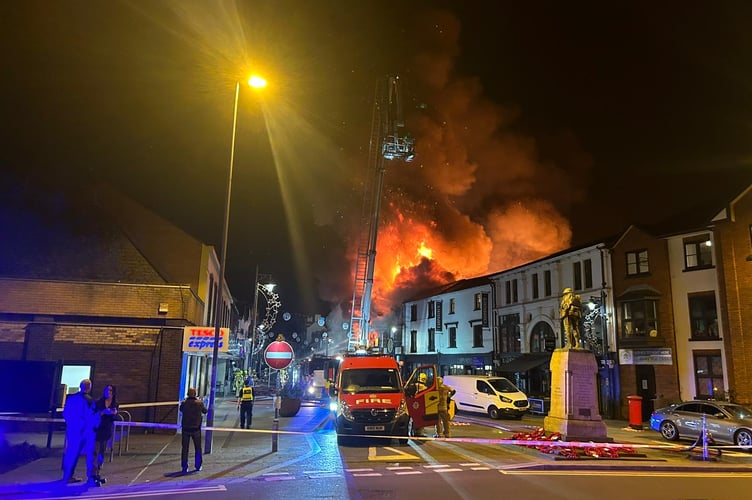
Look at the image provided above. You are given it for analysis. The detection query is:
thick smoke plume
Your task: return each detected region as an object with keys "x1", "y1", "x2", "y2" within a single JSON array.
[{"x1": 323, "y1": 9, "x2": 591, "y2": 336}]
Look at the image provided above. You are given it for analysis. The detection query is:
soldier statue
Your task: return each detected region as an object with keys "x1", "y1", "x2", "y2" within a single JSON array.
[{"x1": 560, "y1": 287, "x2": 583, "y2": 349}]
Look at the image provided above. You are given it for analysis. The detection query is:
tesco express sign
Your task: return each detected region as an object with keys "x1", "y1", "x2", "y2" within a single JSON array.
[{"x1": 182, "y1": 326, "x2": 230, "y2": 353}]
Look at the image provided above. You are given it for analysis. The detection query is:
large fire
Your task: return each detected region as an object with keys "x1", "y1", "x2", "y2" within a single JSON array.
[{"x1": 324, "y1": 8, "x2": 590, "y2": 342}]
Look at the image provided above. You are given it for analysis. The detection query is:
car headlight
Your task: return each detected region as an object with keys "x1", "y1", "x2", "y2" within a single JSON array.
[
  {"x1": 500, "y1": 396, "x2": 512, "y2": 403},
  {"x1": 395, "y1": 399, "x2": 407, "y2": 418},
  {"x1": 338, "y1": 400, "x2": 354, "y2": 421}
]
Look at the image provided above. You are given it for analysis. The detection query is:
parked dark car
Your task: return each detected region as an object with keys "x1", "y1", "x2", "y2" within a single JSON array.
[{"x1": 649, "y1": 400, "x2": 752, "y2": 447}]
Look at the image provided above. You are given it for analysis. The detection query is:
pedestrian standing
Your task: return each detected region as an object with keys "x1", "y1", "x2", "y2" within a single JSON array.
[
  {"x1": 436, "y1": 377, "x2": 455, "y2": 438},
  {"x1": 179, "y1": 387, "x2": 207, "y2": 474},
  {"x1": 93, "y1": 384, "x2": 118, "y2": 483},
  {"x1": 61, "y1": 379, "x2": 97, "y2": 485},
  {"x1": 237, "y1": 380, "x2": 254, "y2": 429}
]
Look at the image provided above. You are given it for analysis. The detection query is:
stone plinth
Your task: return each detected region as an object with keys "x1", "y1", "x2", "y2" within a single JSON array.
[{"x1": 543, "y1": 349, "x2": 610, "y2": 442}]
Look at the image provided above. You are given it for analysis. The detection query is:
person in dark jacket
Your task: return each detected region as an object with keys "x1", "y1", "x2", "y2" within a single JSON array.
[
  {"x1": 93, "y1": 384, "x2": 118, "y2": 482},
  {"x1": 179, "y1": 387, "x2": 208, "y2": 473},
  {"x1": 61, "y1": 379, "x2": 97, "y2": 485}
]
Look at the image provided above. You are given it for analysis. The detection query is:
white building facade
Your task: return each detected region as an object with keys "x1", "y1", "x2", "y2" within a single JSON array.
[
  {"x1": 665, "y1": 229, "x2": 728, "y2": 401},
  {"x1": 401, "y1": 277, "x2": 494, "y2": 377},
  {"x1": 488, "y1": 243, "x2": 616, "y2": 413}
]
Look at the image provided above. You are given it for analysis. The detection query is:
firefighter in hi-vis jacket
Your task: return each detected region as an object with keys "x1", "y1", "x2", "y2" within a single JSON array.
[{"x1": 237, "y1": 380, "x2": 254, "y2": 429}]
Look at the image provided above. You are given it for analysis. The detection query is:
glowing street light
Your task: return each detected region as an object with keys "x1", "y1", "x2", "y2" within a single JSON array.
[
  {"x1": 205, "y1": 74, "x2": 266, "y2": 454},
  {"x1": 248, "y1": 74, "x2": 267, "y2": 89}
]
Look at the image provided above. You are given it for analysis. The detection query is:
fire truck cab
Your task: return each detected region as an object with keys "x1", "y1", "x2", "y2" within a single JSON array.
[{"x1": 332, "y1": 353, "x2": 412, "y2": 445}]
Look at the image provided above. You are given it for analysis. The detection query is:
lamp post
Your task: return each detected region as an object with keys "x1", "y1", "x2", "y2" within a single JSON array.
[
  {"x1": 205, "y1": 75, "x2": 266, "y2": 454},
  {"x1": 585, "y1": 290, "x2": 612, "y2": 418}
]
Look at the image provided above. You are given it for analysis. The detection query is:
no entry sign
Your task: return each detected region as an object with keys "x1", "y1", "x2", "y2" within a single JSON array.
[{"x1": 264, "y1": 340, "x2": 294, "y2": 370}]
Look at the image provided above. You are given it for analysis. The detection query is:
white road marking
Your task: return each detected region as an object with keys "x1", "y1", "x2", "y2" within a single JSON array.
[
  {"x1": 499, "y1": 470, "x2": 752, "y2": 478},
  {"x1": 130, "y1": 440, "x2": 174, "y2": 486},
  {"x1": 35, "y1": 485, "x2": 227, "y2": 499}
]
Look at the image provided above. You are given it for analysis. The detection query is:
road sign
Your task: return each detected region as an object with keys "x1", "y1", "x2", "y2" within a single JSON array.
[{"x1": 264, "y1": 340, "x2": 294, "y2": 370}]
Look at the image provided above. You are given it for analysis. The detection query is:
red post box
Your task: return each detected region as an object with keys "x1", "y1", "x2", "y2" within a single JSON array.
[{"x1": 627, "y1": 395, "x2": 643, "y2": 429}]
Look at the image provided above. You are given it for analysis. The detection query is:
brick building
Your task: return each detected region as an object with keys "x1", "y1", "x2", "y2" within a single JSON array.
[
  {"x1": 609, "y1": 225, "x2": 681, "y2": 420},
  {"x1": 0, "y1": 179, "x2": 236, "y2": 426},
  {"x1": 713, "y1": 185, "x2": 752, "y2": 406}
]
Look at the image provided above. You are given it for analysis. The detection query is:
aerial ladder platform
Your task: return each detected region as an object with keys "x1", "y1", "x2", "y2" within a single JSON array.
[{"x1": 348, "y1": 75, "x2": 415, "y2": 352}]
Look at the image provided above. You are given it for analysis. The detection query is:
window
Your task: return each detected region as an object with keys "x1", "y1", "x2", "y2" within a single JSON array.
[
  {"x1": 472, "y1": 324, "x2": 483, "y2": 348},
  {"x1": 693, "y1": 351, "x2": 724, "y2": 399},
  {"x1": 544, "y1": 270, "x2": 552, "y2": 297},
  {"x1": 448, "y1": 326, "x2": 457, "y2": 348},
  {"x1": 512, "y1": 279, "x2": 518, "y2": 303},
  {"x1": 626, "y1": 250, "x2": 649, "y2": 276},
  {"x1": 688, "y1": 293, "x2": 719, "y2": 340},
  {"x1": 476, "y1": 380, "x2": 494, "y2": 395},
  {"x1": 428, "y1": 328, "x2": 436, "y2": 352},
  {"x1": 584, "y1": 259, "x2": 593, "y2": 288},
  {"x1": 449, "y1": 298, "x2": 455, "y2": 314},
  {"x1": 532, "y1": 273, "x2": 539, "y2": 299},
  {"x1": 505, "y1": 281, "x2": 511, "y2": 304},
  {"x1": 410, "y1": 304, "x2": 418, "y2": 322},
  {"x1": 684, "y1": 237, "x2": 713, "y2": 270},
  {"x1": 410, "y1": 330, "x2": 417, "y2": 352},
  {"x1": 573, "y1": 262, "x2": 582, "y2": 290},
  {"x1": 530, "y1": 321, "x2": 556, "y2": 352},
  {"x1": 474, "y1": 293, "x2": 482, "y2": 310},
  {"x1": 499, "y1": 313, "x2": 521, "y2": 353},
  {"x1": 428, "y1": 301, "x2": 435, "y2": 318},
  {"x1": 621, "y1": 299, "x2": 658, "y2": 337}
]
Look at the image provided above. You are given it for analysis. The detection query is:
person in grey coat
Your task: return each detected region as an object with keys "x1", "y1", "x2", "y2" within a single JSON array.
[{"x1": 179, "y1": 387, "x2": 208, "y2": 473}]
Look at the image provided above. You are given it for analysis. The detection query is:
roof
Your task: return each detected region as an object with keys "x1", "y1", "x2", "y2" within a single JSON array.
[{"x1": 404, "y1": 275, "x2": 493, "y2": 302}]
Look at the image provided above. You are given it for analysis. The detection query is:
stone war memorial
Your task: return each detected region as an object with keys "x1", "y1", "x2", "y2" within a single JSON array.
[{"x1": 543, "y1": 288, "x2": 610, "y2": 441}]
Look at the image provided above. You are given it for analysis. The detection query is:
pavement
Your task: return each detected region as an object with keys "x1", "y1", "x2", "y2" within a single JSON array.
[{"x1": 1, "y1": 397, "x2": 750, "y2": 498}]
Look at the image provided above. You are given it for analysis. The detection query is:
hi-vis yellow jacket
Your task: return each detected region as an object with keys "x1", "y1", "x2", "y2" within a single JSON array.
[{"x1": 240, "y1": 386, "x2": 254, "y2": 402}]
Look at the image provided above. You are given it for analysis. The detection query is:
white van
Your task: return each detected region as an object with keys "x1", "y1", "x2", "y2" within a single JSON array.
[{"x1": 442, "y1": 375, "x2": 529, "y2": 419}]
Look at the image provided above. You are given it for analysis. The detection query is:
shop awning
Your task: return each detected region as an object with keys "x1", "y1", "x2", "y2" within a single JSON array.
[{"x1": 498, "y1": 353, "x2": 552, "y2": 373}]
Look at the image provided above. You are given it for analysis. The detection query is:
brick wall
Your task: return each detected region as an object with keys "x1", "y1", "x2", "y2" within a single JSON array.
[
  {"x1": 715, "y1": 190, "x2": 752, "y2": 405},
  {"x1": 0, "y1": 278, "x2": 203, "y2": 323},
  {"x1": 0, "y1": 278, "x2": 203, "y2": 430}
]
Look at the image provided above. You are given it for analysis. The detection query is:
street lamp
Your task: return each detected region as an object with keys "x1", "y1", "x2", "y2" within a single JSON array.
[{"x1": 205, "y1": 75, "x2": 267, "y2": 454}]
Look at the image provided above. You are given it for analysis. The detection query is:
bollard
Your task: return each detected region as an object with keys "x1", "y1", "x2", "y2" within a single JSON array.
[
  {"x1": 687, "y1": 413, "x2": 719, "y2": 461},
  {"x1": 272, "y1": 395, "x2": 281, "y2": 452},
  {"x1": 701, "y1": 414, "x2": 709, "y2": 461}
]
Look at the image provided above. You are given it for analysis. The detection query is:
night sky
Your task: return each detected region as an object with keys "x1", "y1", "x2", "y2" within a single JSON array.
[{"x1": 3, "y1": 1, "x2": 752, "y2": 320}]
